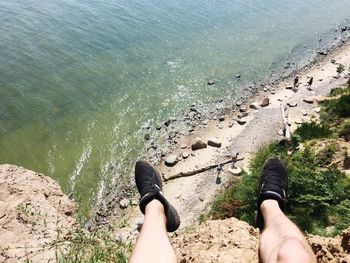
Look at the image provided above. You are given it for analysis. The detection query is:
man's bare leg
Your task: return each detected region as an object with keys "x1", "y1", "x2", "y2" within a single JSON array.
[
  {"x1": 129, "y1": 160, "x2": 180, "y2": 263},
  {"x1": 259, "y1": 200, "x2": 316, "y2": 263},
  {"x1": 129, "y1": 199, "x2": 177, "y2": 263}
]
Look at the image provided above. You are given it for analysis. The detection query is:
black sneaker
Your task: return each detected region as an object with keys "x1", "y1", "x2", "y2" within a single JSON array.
[
  {"x1": 255, "y1": 157, "x2": 288, "y2": 231},
  {"x1": 135, "y1": 160, "x2": 180, "y2": 232}
]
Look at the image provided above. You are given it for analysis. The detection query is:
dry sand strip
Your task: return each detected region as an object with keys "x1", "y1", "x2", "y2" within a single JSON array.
[{"x1": 115, "y1": 44, "x2": 350, "y2": 242}]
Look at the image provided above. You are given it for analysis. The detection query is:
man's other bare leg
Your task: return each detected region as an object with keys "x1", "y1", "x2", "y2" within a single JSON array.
[{"x1": 259, "y1": 200, "x2": 316, "y2": 263}]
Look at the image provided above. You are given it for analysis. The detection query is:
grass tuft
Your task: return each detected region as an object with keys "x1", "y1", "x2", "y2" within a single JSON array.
[{"x1": 294, "y1": 122, "x2": 332, "y2": 142}]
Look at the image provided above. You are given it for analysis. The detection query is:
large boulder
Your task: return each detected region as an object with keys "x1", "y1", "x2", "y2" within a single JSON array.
[
  {"x1": 191, "y1": 137, "x2": 207, "y2": 151},
  {"x1": 260, "y1": 97, "x2": 270, "y2": 107}
]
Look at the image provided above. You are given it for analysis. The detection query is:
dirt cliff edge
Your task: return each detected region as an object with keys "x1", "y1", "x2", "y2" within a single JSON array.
[{"x1": 0, "y1": 164, "x2": 77, "y2": 262}]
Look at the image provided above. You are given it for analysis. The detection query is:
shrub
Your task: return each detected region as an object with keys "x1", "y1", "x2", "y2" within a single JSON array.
[
  {"x1": 337, "y1": 64, "x2": 345, "y2": 75},
  {"x1": 339, "y1": 121, "x2": 350, "y2": 141},
  {"x1": 322, "y1": 94, "x2": 350, "y2": 119},
  {"x1": 294, "y1": 122, "x2": 332, "y2": 141},
  {"x1": 329, "y1": 87, "x2": 350, "y2": 97},
  {"x1": 210, "y1": 143, "x2": 350, "y2": 236},
  {"x1": 317, "y1": 143, "x2": 337, "y2": 166},
  {"x1": 344, "y1": 150, "x2": 350, "y2": 169}
]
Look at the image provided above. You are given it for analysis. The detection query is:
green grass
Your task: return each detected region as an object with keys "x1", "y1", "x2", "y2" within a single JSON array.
[
  {"x1": 52, "y1": 227, "x2": 131, "y2": 263},
  {"x1": 339, "y1": 121, "x2": 350, "y2": 141},
  {"x1": 294, "y1": 122, "x2": 332, "y2": 142},
  {"x1": 322, "y1": 94, "x2": 350, "y2": 121}
]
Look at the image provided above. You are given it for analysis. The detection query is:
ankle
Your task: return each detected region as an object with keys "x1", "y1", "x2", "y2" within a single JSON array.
[
  {"x1": 145, "y1": 199, "x2": 164, "y2": 214},
  {"x1": 260, "y1": 199, "x2": 280, "y2": 214}
]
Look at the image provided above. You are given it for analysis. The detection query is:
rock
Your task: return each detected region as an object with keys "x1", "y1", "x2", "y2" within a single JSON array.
[
  {"x1": 287, "y1": 102, "x2": 297, "y2": 107},
  {"x1": 237, "y1": 119, "x2": 246, "y2": 125},
  {"x1": 263, "y1": 87, "x2": 268, "y2": 92},
  {"x1": 218, "y1": 124, "x2": 223, "y2": 129},
  {"x1": 180, "y1": 143, "x2": 188, "y2": 149},
  {"x1": 331, "y1": 59, "x2": 336, "y2": 64},
  {"x1": 130, "y1": 199, "x2": 138, "y2": 206},
  {"x1": 295, "y1": 119, "x2": 303, "y2": 125},
  {"x1": 228, "y1": 167, "x2": 242, "y2": 176},
  {"x1": 190, "y1": 107, "x2": 198, "y2": 112},
  {"x1": 341, "y1": 26, "x2": 349, "y2": 32},
  {"x1": 250, "y1": 102, "x2": 259, "y2": 110},
  {"x1": 191, "y1": 137, "x2": 207, "y2": 151},
  {"x1": 218, "y1": 116, "x2": 225, "y2": 122},
  {"x1": 228, "y1": 121, "x2": 234, "y2": 128},
  {"x1": 155, "y1": 125, "x2": 162, "y2": 130},
  {"x1": 164, "y1": 155, "x2": 178, "y2": 167},
  {"x1": 302, "y1": 111, "x2": 308, "y2": 116},
  {"x1": 238, "y1": 112, "x2": 249, "y2": 118},
  {"x1": 202, "y1": 119, "x2": 209, "y2": 125},
  {"x1": 303, "y1": 97, "x2": 315, "y2": 104},
  {"x1": 236, "y1": 74, "x2": 241, "y2": 79},
  {"x1": 239, "y1": 106, "x2": 248, "y2": 113},
  {"x1": 236, "y1": 100, "x2": 243, "y2": 107},
  {"x1": 119, "y1": 198, "x2": 130, "y2": 209},
  {"x1": 270, "y1": 89, "x2": 276, "y2": 94},
  {"x1": 317, "y1": 51, "x2": 328, "y2": 56},
  {"x1": 182, "y1": 152, "x2": 190, "y2": 159},
  {"x1": 315, "y1": 95, "x2": 327, "y2": 103},
  {"x1": 260, "y1": 97, "x2": 270, "y2": 107},
  {"x1": 277, "y1": 129, "x2": 284, "y2": 136},
  {"x1": 207, "y1": 80, "x2": 215, "y2": 85},
  {"x1": 314, "y1": 107, "x2": 321, "y2": 113},
  {"x1": 144, "y1": 133, "x2": 150, "y2": 141},
  {"x1": 207, "y1": 137, "x2": 222, "y2": 148},
  {"x1": 164, "y1": 119, "x2": 171, "y2": 127}
]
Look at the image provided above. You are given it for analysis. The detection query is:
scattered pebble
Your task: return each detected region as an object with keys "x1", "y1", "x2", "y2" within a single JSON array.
[
  {"x1": 236, "y1": 119, "x2": 247, "y2": 125},
  {"x1": 228, "y1": 167, "x2": 242, "y2": 176},
  {"x1": 164, "y1": 155, "x2": 178, "y2": 167},
  {"x1": 182, "y1": 152, "x2": 190, "y2": 159},
  {"x1": 287, "y1": 102, "x2": 297, "y2": 107},
  {"x1": 314, "y1": 107, "x2": 321, "y2": 113},
  {"x1": 119, "y1": 198, "x2": 130, "y2": 209},
  {"x1": 207, "y1": 137, "x2": 222, "y2": 148},
  {"x1": 207, "y1": 80, "x2": 215, "y2": 85},
  {"x1": 250, "y1": 102, "x2": 259, "y2": 110}
]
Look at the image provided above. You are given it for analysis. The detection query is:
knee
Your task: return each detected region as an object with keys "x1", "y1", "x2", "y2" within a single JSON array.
[{"x1": 277, "y1": 237, "x2": 314, "y2": 263}]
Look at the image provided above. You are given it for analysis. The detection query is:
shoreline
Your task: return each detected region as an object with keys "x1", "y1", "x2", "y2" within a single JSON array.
[
  {"x1": 85, "y1": 24, "x2": 350, "y2": 232},
  {"x1": 102, "y1": 27, "x2": 350, "y2": 241}
]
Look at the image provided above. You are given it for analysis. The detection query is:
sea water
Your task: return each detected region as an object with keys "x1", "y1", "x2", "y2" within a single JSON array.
[{"x1": 1, "y1": 0, "x2": 350, "y2": 211}]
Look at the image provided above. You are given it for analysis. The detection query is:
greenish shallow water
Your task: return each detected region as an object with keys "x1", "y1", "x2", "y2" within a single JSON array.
[{"x1": 1, "y1": 0, "x2": 350, "y2": 212}]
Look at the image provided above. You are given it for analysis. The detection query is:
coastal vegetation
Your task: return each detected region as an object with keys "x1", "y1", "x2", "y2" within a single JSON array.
[
  {"x1": 208, "y1": 86, "x2": 350, "y2": 237},
  {"x1": 53, "y1": 223, "x2": 130, "y2": 263}
]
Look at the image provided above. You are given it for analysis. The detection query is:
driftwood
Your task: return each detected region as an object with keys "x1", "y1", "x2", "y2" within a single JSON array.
[
  {"x1": 164, "y1": 157, "x2": 244, "y2": 181},
  {"x1": 280, "y1": 102, "x2": 291, "y2": 140}
]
